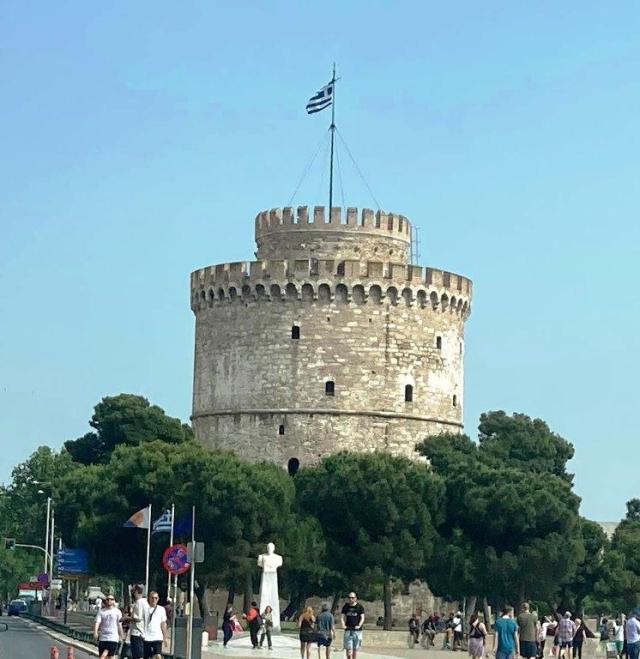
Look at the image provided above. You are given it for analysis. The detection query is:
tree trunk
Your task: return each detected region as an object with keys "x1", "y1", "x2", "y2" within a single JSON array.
[
  {"x1": 467, "y1": 596, "x2": 478, "y2": 617},
  {"x1": 482, "y1": 597, "x2": 492, "y2": 626},
  {"x1": 243, "y1": 571, "x2": 253, "y2": 613},
  {"x1": 383, "y1": 576, "x2": 393, "y2": 631},
  {"x1": 194, "y1": 579, "x2": 209, "y2": 619},
  {"x1": 331, "y1": 591, "x2": 341, "y2": 614},
  {"x1": 281, "y1": 589, "x2": 306, "y2": 620},
  {"x1": 227, "y1": 582, "x2": 235, "y2": 606}
]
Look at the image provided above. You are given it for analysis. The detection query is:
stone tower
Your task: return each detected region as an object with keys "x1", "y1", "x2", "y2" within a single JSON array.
[{"x1": 190, "y1": 206, "x2": 472, "y2": 472}]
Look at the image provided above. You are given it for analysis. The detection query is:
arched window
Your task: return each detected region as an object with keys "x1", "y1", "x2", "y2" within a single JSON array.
[
  {"x1": 287, "y1": 458, "x2": 300, "y2": 476},
  {"x1": 278, "y1": 425, "x2": 285, "y2": 435},
  {"x1": 436, "y1": 336, "x2": 442, "y2": 350},
  {"x1": 291, "y1": 325, "x2": 300, "y2": 340},
  {"x1": 405, "y1": 385, "x2": 413, "y2": 403},
  {"x1": 325, "y1": 381, "x2": 335, "y2": 396}
]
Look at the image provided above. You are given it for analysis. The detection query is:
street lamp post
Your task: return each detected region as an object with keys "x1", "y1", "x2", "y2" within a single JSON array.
[{"x1": 43, "y1": 497, "x2": 51, "y2": 575}]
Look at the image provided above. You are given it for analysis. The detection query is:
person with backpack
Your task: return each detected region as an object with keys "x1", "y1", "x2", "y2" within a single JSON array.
[
  {"x1": 468, "y1": 613, "x2": 487, "y2": 659},
  {"x1": 243, "y1": 601, "x2": 263, "y2": 649}
]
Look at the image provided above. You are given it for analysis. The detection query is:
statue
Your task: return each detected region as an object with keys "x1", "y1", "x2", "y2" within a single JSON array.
[{"x1": 257, "y1": 542, "x2": 283, "y2": 631}]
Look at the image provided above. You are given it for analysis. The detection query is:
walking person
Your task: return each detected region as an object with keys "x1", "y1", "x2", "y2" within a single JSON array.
[
  {"x1": 143, "y1": 590, "x2": 168, "y2": 659},
  {"x1": 555, "y1": 612, "x2": 577, "y2": 659},
  {"x1": 299, "y1": 606, "x2": 316, "y2": 659},
  {"x1": 128, "y1": 585, "x2": 149, "y2": 659},
  {"x1": 341, "y1": 592, "x2": 365, "y2": 659},
  {"x1": 452, "y1": 612, "x2": 463, "y2": 651},
  {"x1": 492, "y1": 605, "x2": 519, "y2": 659},
  {"x1": 539, "y1": 616, "x2": 551, "y2": 659},
  {"x1": 625, "y1": 611, "x2": 640, "y2": 659},
  {"x1": 244, "y1": 601, "x2": 262, "y2": 649},
  {"x1": 518, "y1": 602, "x2": 540, "y2": 659},
  {"x1": 260, "y1": 605, "x2": 274, "y2": 650},
  {"x1": 614, "y1": 619, "x2": 625, "y2": 659},
  {"x1": 573, "y1": 618, "x2": 588, "y2": 659},
  {"x1": 316, "y1": 603, "x2": 336, "y2": 659},
  {"x1": 467, "y1": 613, "x2": 487, "y2": 659},
  {"x1": 222, "y1": 604, "x2": 235, "y2": 647},
  {"x1": 93, "y1": 594, "x2": 124, "y2": 659}
]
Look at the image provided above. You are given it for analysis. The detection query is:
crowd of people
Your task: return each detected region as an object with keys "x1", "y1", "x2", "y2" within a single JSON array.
[
  {"x1": 92, "y1": 586, "x2": 169, "y2": 659},
  {"x1": 221, "y1": 591, "x2": 365, "y2": 659},
  {"x1": 405, "y1": 604, "x2": 640, "y2": 659}
]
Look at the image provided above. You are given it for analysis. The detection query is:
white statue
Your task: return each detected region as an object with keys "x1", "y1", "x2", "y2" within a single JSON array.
[{"x1": 257, "y1": 542, "x2": 283, "y2": 631}]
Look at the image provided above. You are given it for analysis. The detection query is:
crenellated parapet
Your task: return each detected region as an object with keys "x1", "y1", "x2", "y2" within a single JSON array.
[
  {"x1": 190, "y1": 258, "x2": 472, "y2": 316},
  {"x1": 254, "y1": 206, "x2": 412, "y2": 263},
  {"x1": 255, "y1": 206, "x2": 411, "y2": 237}
]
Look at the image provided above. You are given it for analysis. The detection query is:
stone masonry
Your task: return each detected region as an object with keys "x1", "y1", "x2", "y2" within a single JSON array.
[{"x1": 190, "y1": 206, "x2": 472, "y2": 472}]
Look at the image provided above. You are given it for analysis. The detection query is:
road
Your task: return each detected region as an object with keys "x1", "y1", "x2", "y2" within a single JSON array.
[{"x1": 0, "y1": 615, "x2": 95, "y2": 658}]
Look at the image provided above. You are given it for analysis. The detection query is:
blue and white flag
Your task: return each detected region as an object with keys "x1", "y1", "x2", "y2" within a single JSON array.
[
  {"x1": 152, "y1": 509, "x2": 173, "y2": 534},
  {"x1": 306, "y1": 82, "x2": 333, "y2": 114}
]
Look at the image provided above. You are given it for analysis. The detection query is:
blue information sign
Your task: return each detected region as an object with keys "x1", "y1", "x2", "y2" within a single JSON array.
[{"x1": 57, "y1": 548, "x2": 89, "y2": 574}]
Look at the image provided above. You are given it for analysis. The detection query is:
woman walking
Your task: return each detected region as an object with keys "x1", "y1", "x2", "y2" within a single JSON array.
[
  {"x1": 468, "y1": 614, "x2": 487, "y2": 659},
  {"x1": 573, "y1": 618, "x2": 587, "y2": 659},
  {"x1": 299, "y1": 606, "x2": 316, "y2": 659},
  {"x1": 222, "y1": 604, "x2": 235, "y2": 647},
  {"x1": 260, "y1": 605, "x2": 274, "y2": 650}
]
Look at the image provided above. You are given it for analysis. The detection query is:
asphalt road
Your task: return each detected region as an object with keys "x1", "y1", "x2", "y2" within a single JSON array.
[{"x1": 0, "y1": 615, "x2": 95, "y2": 658}]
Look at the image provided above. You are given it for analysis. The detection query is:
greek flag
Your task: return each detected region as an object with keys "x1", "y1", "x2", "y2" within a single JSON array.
[
  {"x1": 152, "y1": 509, "x2": 173, "y2": 534},
  {"x1": 306, "y1": 82, "x2": 333, "y2": 114}
]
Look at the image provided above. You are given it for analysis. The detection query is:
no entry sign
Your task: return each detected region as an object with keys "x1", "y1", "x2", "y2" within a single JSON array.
[{"x1": 162, "y1": 544, "x2": 191, "y2": 575}]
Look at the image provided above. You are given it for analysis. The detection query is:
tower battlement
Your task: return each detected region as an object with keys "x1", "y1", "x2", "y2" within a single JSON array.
[
  {"x1": 191, "y1": 204, "x2": 473, "y2": 470},
  {"x1": 255, "y1": 206, "x2": 412, "y2": 263}
]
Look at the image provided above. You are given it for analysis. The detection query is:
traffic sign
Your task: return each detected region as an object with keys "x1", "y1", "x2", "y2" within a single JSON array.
[
  {"x1": 162, "y1": 544, "x2": 191, "y2": 575},
  {"x1": 187, "y1": 541, "x2": 205, "y2": 563},
  {"x1": 58, "y1": 548, "x2": 89, "y2": 574}
]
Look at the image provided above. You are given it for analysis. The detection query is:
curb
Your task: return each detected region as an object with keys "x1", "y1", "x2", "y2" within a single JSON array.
[{"x1": 23, "y1": 618, "x2": 99, "y2": 657}]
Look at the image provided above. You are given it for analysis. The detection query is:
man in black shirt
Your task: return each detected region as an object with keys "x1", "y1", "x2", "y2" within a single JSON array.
[{"x1": 341, "y1": 592, "x2": 365, "y2": 659}]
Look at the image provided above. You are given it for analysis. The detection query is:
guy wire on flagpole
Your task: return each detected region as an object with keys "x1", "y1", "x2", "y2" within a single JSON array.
[{"x1": 328, "y1": 63, "x2": 337, "y2": 213}]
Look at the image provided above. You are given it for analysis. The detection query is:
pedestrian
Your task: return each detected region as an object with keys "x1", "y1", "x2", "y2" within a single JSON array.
[
  {"x1": 260, "y1": 605, "x2": 274, "y2": 650},
  {"x1": 95, "y1": 595, "x2": 103, "y2": 612},
  {"x1": 573, "y1": 618, "x2": 587, "y2": 659},
  {"x1": 299, "y1": 606, "x2": 316, "y2": 659},
  {"x1": 492, "y1": 605, "x2": 519, "y2": 659},
  {"x1": 467, "y1": 613, "x2": 487, "y2": 659},
  {"x1": 615, "y1": 619, "x2": 625, "y2": 659},
  {"x1": 444, "y1": 613, "x2": 455, "y2": 650},
  {"x1": 93, "y1": 594, "x2": 124, "y2": 659},
  {"x1": 316, "y1": 603, "x2": 336, "y2": 659},
  {"x1": 625, "y1": 611, "x2": 640, "y2": 659},
  {"x1": 143, "y1": 590, "x2": 168, "y2": 659},
  {"x1": 128, "y1": 585, "x2": 149, "y2": 659},
  {"x1": 243, "y1": 601, "x2": 262, "y2": 649},
  {"x1": 452, "y1": 612, "x2": 463, "y2": 651},
  {"x1": 341, "y1": 592, "x2": 365, "y2": 659},
  {"x1": 222, "y1": 604, "x2": 235, "y2": 647},
  {"x1": 538, "y1": 616, "x2": 551, "y2": 659},
  {"x1": 555, "y1": 611, "x2": 577, "y2": 659},
  {"x1": 409, "y1": 613, "x2": 420, "y2": 645},
  {"x1": 422, "y1": 614, "x2": 436, "y2": 648},
  {"x1": 517, "y1": 602, "x2": 540, "y2": 659}
]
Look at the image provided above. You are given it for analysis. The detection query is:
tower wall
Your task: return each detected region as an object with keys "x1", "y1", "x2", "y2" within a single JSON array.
[{"x1": 191, "y1": 210, "x2": 472, "y2": 469}]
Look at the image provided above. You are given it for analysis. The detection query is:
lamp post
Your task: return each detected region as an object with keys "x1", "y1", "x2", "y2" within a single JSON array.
[{"x1": 43, "y1": 496, "x2": 51, "y2": 575}]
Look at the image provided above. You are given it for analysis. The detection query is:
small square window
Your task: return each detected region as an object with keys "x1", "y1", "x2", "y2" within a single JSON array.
[
  {"x1": 325, "y1": 381, "x2": 335, "y2": 396},
  {"x1": 291, "y1": 325, "x2": 300, "y2": 340}
]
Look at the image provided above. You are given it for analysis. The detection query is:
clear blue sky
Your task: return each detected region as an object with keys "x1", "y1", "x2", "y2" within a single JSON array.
[{"x1": 1, "y1": 2, "x2": 638, "y2": 520}]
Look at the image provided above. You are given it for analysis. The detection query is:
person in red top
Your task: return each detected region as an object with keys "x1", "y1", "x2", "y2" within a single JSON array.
[{"x1": 243, "y1": 601, "x2": 262, "y2": 648}]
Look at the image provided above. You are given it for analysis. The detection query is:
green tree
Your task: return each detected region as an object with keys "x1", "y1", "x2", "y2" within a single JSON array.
[
  {"x1": 56, "y1": 441, "x2": 295, "y2": 616},
  {"x1": 295, "y1": 452, "x2": 444, "y2": 629},
  {"x1": 592, "y1": 500, "x2": 640, "y2": 612},
  {"x1": 417, "y1": 412, "x2": 583, "y2": 606},
  {"x1": 64, "y1": 394, "x2": 193, "y2": 464}
]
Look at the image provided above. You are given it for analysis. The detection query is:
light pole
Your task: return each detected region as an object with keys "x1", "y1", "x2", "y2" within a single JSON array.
[{"x1": 43, "y1": 496, "x2": 51, "y2": 575}]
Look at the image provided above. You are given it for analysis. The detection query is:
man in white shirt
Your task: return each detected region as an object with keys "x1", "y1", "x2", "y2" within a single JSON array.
[
  {"x1": 93, "y1": 594, "x2": 123, "y2": 659},
  {"x1": 129, "y1": 585, "x2": 149, "y2": 659},
  {"x1": 452, "y1": 612, "x2": 463, "y2": 651},
  {"x1": 144, "y1": 590, "x2": 168, "y2": 659},
  {"x1": 625, "y1": 612, "x2": 640, "y2": 659}
]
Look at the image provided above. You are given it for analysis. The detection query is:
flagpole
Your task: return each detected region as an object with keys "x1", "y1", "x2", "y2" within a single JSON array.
[
  {"x1": 167, "y1": 503, "x2": 175, "y2": 598},
  {"x1": 186, "y1": 505, "x2": 196, "y2": 659},
  {"x1": 145, "y1": 503, "x2": 152, "y2": 595},
  {"x1": 328, "y1": 62, "x2": 336, "y2": 214}
]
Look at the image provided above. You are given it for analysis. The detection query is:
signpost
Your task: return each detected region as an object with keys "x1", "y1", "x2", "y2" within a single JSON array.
[
  {"x1": 163, "y1": 544, "x2": 191, "y2": 656},
  {"x1": 57, "y1": 548, "x2": 89, "y2": 575}
]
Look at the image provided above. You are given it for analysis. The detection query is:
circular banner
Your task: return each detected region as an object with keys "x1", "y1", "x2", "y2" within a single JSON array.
[{"x1": 162, "y1": 544, "x2": 191, "y2": 575}]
